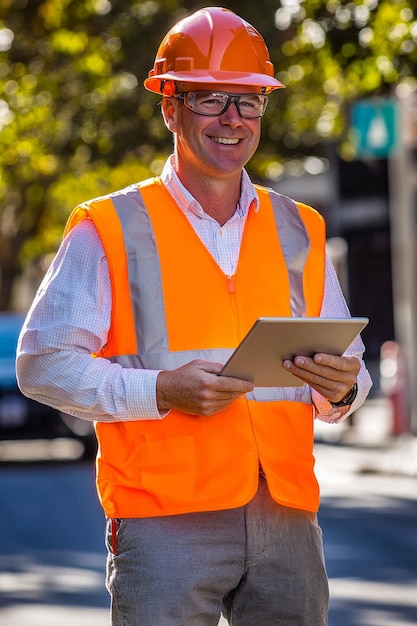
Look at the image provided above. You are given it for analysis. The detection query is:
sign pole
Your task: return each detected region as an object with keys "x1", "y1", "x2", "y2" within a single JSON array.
[{"x1": 387, "y1": 91, "x2": 417, "y2": 435}]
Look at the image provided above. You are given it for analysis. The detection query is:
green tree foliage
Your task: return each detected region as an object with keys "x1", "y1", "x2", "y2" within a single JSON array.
[
  {"x1": 0, "y1": 0, "x2": 185, "y2": 308},
  {"x1": 1, "y1": 0, "x2": 416, "y2": 309},
  {"x1": 270, "y1": 0, "x2": 417, "y2": 159}
]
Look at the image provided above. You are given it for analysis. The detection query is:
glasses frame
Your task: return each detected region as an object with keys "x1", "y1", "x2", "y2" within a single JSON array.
[{"x1": 176, "y1": 91, "x2": 269, "y2": 119}]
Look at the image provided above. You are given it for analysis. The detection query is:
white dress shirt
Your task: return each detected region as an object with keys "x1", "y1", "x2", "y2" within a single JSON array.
[{"x1": 16, "y1": 158, "x2": 372, "y2": 424}]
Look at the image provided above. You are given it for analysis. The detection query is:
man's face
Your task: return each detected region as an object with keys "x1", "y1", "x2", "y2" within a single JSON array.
[{"x1": 163, "y1": 83, "x2": 262, "y2": 183}]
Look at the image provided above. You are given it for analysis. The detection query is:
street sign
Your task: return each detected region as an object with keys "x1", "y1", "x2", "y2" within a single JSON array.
[{"x1": 351, "y1": 99, "x2": 398, "y2": 158}]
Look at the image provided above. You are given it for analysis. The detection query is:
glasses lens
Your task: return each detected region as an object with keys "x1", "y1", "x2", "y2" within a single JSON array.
[
  {"x1": 236, "y1": 94, "x2": 268, "y2": 118},
  {"x1": 182, "y1": 92, "x2": 268, "y2": 118},
  {"x1": 186, "y1": 92, "x2": 228, "y2": 115}
]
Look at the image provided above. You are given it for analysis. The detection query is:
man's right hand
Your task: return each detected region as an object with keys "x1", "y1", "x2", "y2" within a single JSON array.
[{"x1": 156, "y1": 360, "x2": 254, "y2": 417}]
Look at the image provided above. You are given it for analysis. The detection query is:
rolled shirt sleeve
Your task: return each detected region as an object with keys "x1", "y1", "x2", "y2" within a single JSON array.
[{"x1": 17, "y1": 219, "x2": 164, "y2": 422}]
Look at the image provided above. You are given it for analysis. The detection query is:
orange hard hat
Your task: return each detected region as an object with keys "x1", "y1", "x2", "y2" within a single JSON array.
[{"x1": 144, "y1": 7, "x2": 284, "y2": 95}]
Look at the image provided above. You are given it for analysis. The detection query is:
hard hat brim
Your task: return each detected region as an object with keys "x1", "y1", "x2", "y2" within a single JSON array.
[{"x1": 144, "y1": 71, "x2": 284, "y2": 95}]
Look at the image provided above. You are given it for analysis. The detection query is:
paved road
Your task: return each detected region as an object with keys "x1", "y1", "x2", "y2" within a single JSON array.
[
  {"x1": 316, "y1": 444, "x2": 417, "y2": 626},
  {"x1": 0, "y1": 461, "x2": 108, "y2": 625},
  {"x1": 0, "y1": 404, "x2": 416, "y2": 626}
]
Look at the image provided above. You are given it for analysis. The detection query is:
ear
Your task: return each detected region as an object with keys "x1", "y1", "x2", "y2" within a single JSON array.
[{"x1": 161, "y1": 97, "x2": 178, "y2": 132}]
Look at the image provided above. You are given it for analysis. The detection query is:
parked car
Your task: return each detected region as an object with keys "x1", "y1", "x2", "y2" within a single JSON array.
[{"x1": 0, "y1": 312, "x2": 97, "y2": 460}]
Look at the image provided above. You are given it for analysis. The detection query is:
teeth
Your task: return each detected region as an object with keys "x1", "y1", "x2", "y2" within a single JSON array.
[{"x1": 211, "y1": 137, "x2": 240, "y2": 145}]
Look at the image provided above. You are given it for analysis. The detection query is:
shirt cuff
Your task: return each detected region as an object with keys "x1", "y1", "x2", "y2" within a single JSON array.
[
  {"x1": 312, "y1": 391, "x2": 349, "y2": 424},
  {"x1": 125, "y1": 369, "x2": 166, "y2": 420}
]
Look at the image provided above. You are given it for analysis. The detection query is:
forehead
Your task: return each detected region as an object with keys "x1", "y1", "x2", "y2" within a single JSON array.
[{"x1": 177, "y1": 82, "x2": 261, "y2": 94}]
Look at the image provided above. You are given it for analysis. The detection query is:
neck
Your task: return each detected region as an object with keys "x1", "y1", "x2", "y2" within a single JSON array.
[{"x1": 175, "y1": 168, "x2": 242, "y2": 226}]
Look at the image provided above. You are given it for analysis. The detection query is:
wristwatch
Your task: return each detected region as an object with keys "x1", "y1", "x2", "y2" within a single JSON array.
[{"x1": 330, "y1": 383, "x2": 358, "y2": 407}]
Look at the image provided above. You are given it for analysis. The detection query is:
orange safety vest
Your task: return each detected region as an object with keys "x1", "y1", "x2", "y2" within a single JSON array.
[{"x1": 65, "y1": 178, "x2": 326, "y2": 517}]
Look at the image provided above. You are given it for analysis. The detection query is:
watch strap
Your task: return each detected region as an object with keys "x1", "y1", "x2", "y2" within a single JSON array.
[{"x1": 330, "y1": 382, "x2": 358, "y2": 407}]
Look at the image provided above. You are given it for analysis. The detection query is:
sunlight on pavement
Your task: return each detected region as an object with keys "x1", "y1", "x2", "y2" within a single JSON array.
[
  {"x1": 330, "y1": 578, "x2": 417, "y2": 607},
  {"x1": 0, "y1": 565, "x2": 103, "y2": 597},
  {"x1": 329, "y1": 579, "x2": 417, "y2": 626},
  {"x1": 0, "y1": 606, "x2": 109, "y2": 626}
]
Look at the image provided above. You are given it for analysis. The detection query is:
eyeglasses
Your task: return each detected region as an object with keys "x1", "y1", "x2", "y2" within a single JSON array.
[{"x1": 176, "y1": 91, "x2": 269, "y2": 119}]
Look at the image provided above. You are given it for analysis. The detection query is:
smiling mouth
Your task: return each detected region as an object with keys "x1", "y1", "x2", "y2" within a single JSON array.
[{"x1": 210, "y1": 137, "x2": 240, "y2": 145}]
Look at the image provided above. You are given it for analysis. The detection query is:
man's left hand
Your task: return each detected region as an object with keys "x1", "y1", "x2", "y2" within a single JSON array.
[{"x1": 282, "y1": 353, "x2": 360, "y2": 404}]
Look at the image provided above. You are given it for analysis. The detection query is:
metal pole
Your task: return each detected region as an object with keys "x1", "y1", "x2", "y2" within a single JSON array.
[{"x1": 388, "y1": 90, "x2": 417, "y2": 435}]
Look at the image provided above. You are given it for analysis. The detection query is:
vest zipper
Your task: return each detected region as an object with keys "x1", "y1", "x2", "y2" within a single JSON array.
[
  {"x1": 226, "y1": 274, "x2": 241, "y2": 341},
  {"x1": 226, "y1": 276, "x2": 235, "y2": 293}
]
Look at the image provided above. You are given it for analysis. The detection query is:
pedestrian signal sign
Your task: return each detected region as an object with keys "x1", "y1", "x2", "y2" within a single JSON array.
[{"x1": 351, "y1": 99, "x2": 398, "y2": 158}]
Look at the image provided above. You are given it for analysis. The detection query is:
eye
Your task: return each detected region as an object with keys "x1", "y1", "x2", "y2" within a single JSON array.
[
  {"x1": 239, "y1": 96, "x2": 260, "y2": 110},
  {"x1": 197, "y1": 93, "x2": 225, "y2": 107}
]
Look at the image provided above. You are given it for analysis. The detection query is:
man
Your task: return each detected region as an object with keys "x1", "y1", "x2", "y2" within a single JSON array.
[{"x1": 17, "y1": 7, "x2": 372, "y2": 625}]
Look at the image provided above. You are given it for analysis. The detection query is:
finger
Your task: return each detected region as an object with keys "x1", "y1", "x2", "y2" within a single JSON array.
[
  {"x1": 313, "y1": 353, "x2": 361, "y2": 375},
  {"x1": 283, "y1": 356, "x2": 336, "y2": 379},
  {"x1": 200, "y1": 362, "x2": 226, "y2": 375},
  {"x1": 215, "y1": 373, "x2": 254, "y2": 393},
  {"x1": 283, "y1": 360, "x2": 334, "y2": 391},
  {"x1": 282, "y1": 358, "x2": 355, "y2": 400},
  {"x1": 201, "y1": 363, "x2": 254, "y2": 393},
  {"x1": 286, "y1": 354, "x2": 359, "y2": 381}
]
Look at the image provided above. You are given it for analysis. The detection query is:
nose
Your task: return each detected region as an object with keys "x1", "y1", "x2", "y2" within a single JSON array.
[{"x1": 219, "y1": 101, "x2": 242, "y2": 126}]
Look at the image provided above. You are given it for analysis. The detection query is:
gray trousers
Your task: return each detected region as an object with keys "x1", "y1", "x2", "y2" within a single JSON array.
[{"x1": 105, "y1": 476, "x2": 329, "y2": 625}]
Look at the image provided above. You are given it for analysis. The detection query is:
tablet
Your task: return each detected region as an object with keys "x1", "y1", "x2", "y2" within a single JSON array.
[{"x1": 220, "y1": 317, "x2": 369, "y2": 387}]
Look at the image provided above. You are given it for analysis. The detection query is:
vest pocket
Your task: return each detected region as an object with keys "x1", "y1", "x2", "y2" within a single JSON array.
[{"x1": 138, "y1": 434, "x2": 197, "y2": 508}]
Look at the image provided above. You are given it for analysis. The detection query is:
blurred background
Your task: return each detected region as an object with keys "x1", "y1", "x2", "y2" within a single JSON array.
[{"x1": 0, "y1": 1, "x2": 416, "y2": 625}]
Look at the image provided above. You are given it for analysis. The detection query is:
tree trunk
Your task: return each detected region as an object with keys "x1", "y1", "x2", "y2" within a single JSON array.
[{"x1": 0, "y1": 233, "x2": 23, "y2": 311}]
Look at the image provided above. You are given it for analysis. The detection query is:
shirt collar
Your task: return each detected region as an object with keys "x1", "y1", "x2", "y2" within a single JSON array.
[{"x1": 160, "y1": 155, "x2": 259, "y2": 220}]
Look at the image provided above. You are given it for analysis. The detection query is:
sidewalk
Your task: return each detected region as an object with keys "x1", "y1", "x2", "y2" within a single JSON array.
[{"x1": 314, "y1": 395, "x2": 417, "y2": 479}]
